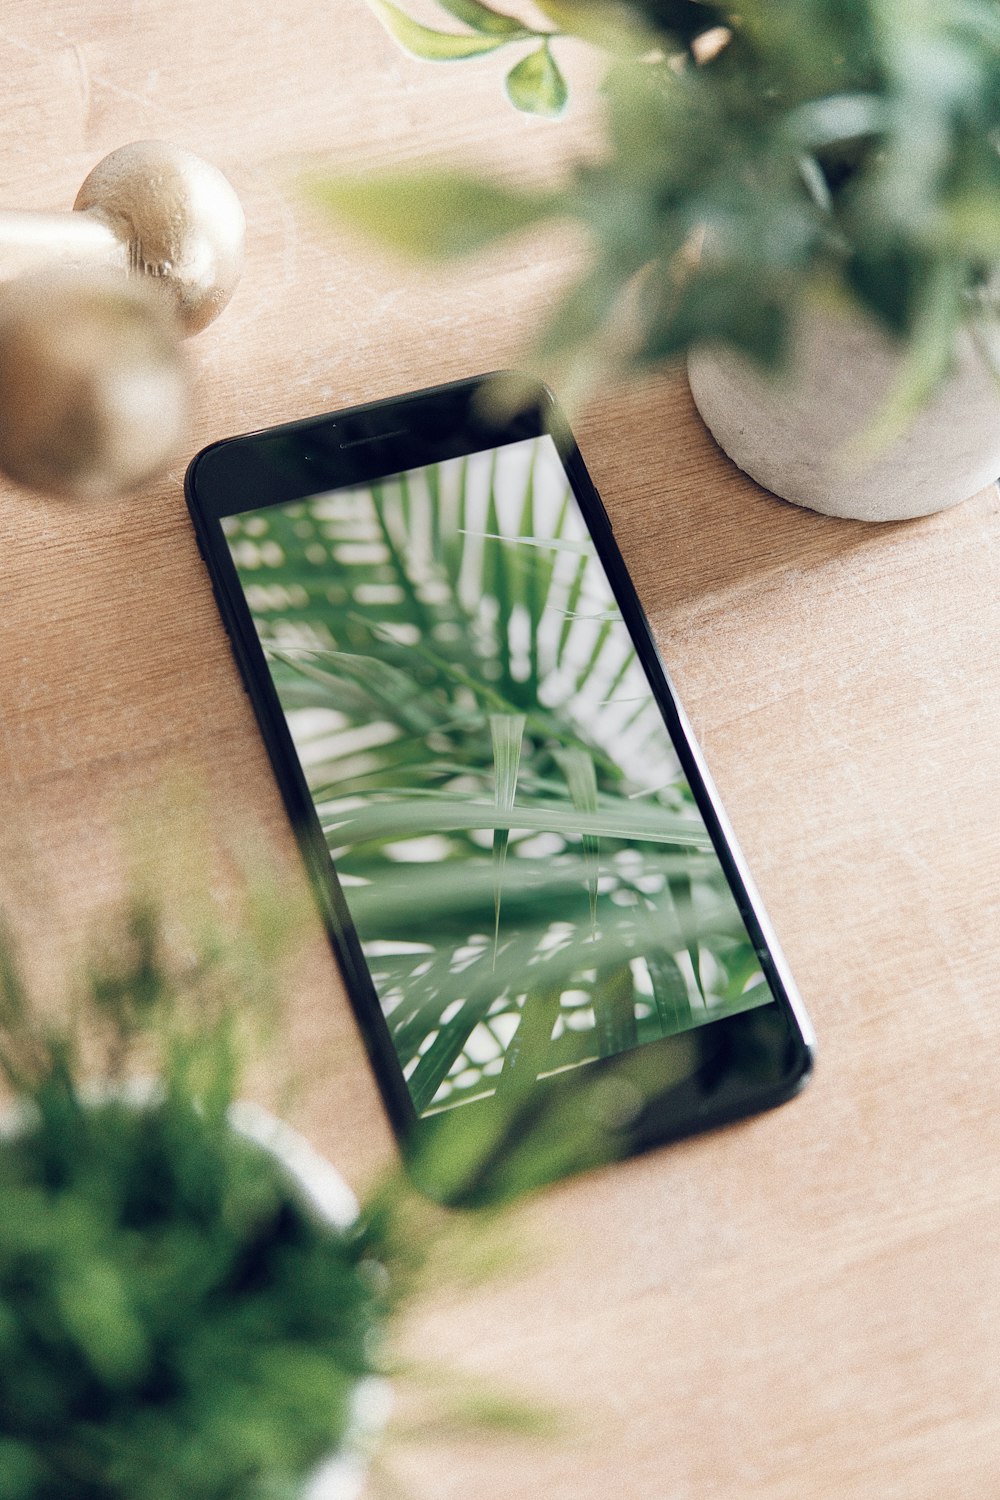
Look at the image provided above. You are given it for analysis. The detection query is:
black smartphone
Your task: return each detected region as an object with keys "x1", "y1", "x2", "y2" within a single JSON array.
[{"x1": 185, "y1": 373, "x2": 813, "y2": 1204}]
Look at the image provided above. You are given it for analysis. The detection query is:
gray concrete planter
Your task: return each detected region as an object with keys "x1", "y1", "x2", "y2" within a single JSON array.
[{"x1": 687, "y1": 307, "x2": 1000, "y2": 521}]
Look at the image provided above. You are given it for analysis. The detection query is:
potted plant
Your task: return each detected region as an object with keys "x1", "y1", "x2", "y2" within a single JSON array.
[
  {"x1": 0, "y1": 888, "x2": 409, "y2": 1500},
  {"x1": 0, "y1": 852, "x2": 559, "y2": 1500},
  {"x1": 316, "y1": 0, "x2": 1000, "y2": 521}
]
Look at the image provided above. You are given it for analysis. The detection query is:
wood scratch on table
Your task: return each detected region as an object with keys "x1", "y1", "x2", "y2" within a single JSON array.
[
  {"x1": 70, "y1": 42, "x2": 92, "y2": 133},
  {"x1": 59, "y1": 29, "x2": 183, "y2": 129},
  {"x1": 82, "y1": 68, "x2": 179, "y2": 123},
  {"x1": 0, "y1": 27, "x2": 47, "y2": 60},
  {"x1": 0, "y1": 27, "x2": 181, "y2": 135}
]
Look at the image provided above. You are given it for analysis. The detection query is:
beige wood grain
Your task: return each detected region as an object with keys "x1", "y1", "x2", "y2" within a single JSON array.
[{"x1": 0, "y1": 6, "x2": 998, "y2": 1498}]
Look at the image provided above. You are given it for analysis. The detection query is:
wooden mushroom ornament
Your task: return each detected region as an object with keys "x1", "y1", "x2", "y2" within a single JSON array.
[{"x1": 0, "y1": 141, "x2": 245, "y2": 498}]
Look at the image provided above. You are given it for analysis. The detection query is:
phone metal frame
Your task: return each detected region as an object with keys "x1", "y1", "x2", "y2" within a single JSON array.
[{"x1": 185, "y1": 373, "x2": 814, "y2": 1193}]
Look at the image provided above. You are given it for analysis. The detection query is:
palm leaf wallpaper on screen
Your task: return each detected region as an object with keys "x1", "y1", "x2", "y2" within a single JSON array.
[{"x1": 223, "y1": 437, "x2": 767, "y2": 1115}]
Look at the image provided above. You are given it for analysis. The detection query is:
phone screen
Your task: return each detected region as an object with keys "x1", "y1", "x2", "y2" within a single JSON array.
[{"x1": 221, "y1": 433, "x2": 779, "y2": 1121}]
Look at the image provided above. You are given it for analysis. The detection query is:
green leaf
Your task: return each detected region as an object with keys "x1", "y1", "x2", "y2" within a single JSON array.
[
  {"x1": 351, "y1": 850, "x2": 717, "y2": 934},
  {"x1": 490, "y1": 713, "x2": 527, "y2": 959},
  {"x1": 366, "y1": 0, "x2": 517, "y2": 58},
  {"x1": 435, "y1": 0, "x2": 530, "y2": 36},
  {"x1": 847, "y1": 255, "x2": 966, "y2": 455},
  {"x1": 786, "y1": 93, "x2": 888, "y2": 154},
  {"x1": 269, "y1": 645, "x2": 439, "y2": 734},
  {"x1": 553, "y1": 746, "x2": 600, "y2": 930},
  {"x1": 55, "y1": 1257, "x2": 148, "y2": 1384},
  {"x1": 536, "y1": 261, "x2": 630, "y2": 361},
  {"x1": 643, "y1": 265, "x2": 791, "y2": 370},
  {"x1": 591, "y1": 964, "x2": 638, "y2": 1058},
  {"x1": 498, "y1": 986, "x2": 562, "y2": 1090},
  {"x1": 482, "y1": 455, "x2": 515, "y2": 694},
  {"x1": 373, "y1": 476, "x2": 437, "y2": 643},
  {"x1": 647, "y1": 950, "x2": 693, "y2": 1035},
  {"x1": 504, "y1": 41, "x2": 569, "y2": 117},
  {"x1": 0, "y1": 1439, "x2": 43, "y2": 1500},
  {"x1": 556, "y1": 551, "x2": 589, "y2": 668},
  {"x1": 306, "y1": 170, "x2": 559, "y2": 260},
  {"x1": 516, "y1": 445, "x2": 541, "y2": 693},
  {"x1": 323, "y1": 794, "x2": 715, "y2": 849},
  {"x1": 534, "y1": 0, "x2": 661, "y2": 52},
  {"x1": 667, "y1": 871, "x2": 703, "y2": 1001},
  {"x1": 387, "y1": 887, "x2": 745, "y2": 1103},
  {"x1": 437, "y1": 1387, "x2": 560, "y2": 1436}
]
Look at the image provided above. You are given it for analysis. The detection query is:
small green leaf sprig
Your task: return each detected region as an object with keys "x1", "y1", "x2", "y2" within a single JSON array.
[{"x1": 367, "y1": 0, "x2": 579, "y2": 116}]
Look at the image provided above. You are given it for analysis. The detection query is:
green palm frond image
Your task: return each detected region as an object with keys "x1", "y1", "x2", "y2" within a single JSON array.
[
  {"x1": 224, "y1": 437, "x2": 767, "y2": 1114},
  {"x1": 489, "y1": 713, "x2": 526, "y2": 965}
]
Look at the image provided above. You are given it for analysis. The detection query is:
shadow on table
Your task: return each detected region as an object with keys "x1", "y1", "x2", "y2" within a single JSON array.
[{"x1": 576, "y1": 368, "x2": 992, "y2": 617}]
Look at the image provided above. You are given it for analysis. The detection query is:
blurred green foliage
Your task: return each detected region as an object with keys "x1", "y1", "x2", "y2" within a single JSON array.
[
  {"x1": 0, "y1": 852, "x2": 566, "y2": 1496},
  {"x1": 0, "y1": 900, "x2": 398, "y2": 1500},
  {"x1": 328, "y1": 0, "x2": 1000, "y2": 390}
]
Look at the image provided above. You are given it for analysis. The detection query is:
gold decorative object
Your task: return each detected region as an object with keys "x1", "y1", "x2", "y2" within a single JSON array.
[
  {"x1": 0, "y1": 141, "x2": 245, "y2": 336},
  {"x1": 0, "y1": 141, "x2": 245, "y2": 498},
  {"x1": 0, "y1": 272, "x2": 188, "y2": 500}
]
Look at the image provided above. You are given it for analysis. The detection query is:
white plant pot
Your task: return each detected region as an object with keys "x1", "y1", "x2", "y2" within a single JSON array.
[
  {"x1": 228, "y1": 1102, "x2": 391, "y2": 1500},
  {"x1": 1, "y1": 1090, "x2": 390, "y2": 1500},
  {"x1": 687, "y1": 306, "x2": 1000, "y2": 521}
]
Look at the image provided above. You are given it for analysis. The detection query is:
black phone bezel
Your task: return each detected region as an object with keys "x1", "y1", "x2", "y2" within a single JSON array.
[{"x1": 185, "y1": 372, "x2": 814, "y2": 1201}]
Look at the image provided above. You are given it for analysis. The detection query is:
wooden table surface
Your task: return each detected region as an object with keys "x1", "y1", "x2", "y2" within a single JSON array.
[{"x1": 1, "y1": 5, "x2": 999, "y2": 1498}]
